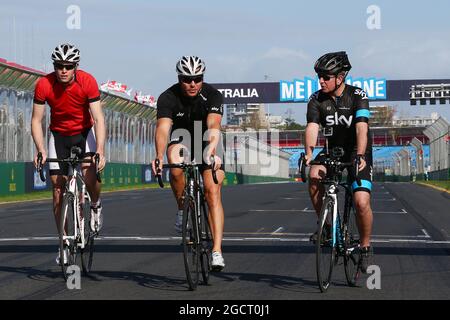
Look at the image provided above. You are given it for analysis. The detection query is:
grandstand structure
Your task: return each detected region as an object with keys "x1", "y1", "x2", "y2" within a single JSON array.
[
  {"x1": 264, "y1": 122, "x2": 448, "y2": 181},
  {"x1": 263, "y1": 126, "x2": 429, "y2": 149},
  {"x1": 0, "y1": 58, "x2": 157, "y2": 165}
]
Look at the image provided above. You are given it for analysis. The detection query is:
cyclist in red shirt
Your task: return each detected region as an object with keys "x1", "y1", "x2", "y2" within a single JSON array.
[{"x1": 31, "y1": 43, "x2": 106, "y2": 265}]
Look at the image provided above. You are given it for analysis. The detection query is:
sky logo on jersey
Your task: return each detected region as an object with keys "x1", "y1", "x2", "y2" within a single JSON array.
[
  {"x1": 346, "y1": 77, "x2": 386, "y2": 100},
  {"x1": 279, "y1": 77, "x2": 386, "y2": 101},
  {"x1": 326, "y1": 113, "x2": 353, "y2": 127}
]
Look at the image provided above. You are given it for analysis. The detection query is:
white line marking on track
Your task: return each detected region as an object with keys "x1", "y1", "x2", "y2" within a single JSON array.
[
  {"x1": 271, "y1": 227, "x2": 284, "y2": 234},
  {"x1": 372, "y1": 211, "x2": 406, "y2": 214},
  {"x1": 421, "y1": 229, "x2": 431, "y2": 238},
  {"x1": 249, "y1": 209, "x2": 305, "y2": 212},
  {"x1": 1, "y1": 236, "x2": 449, "y2": 244},
  {"x1": 249, "y1": 209, "x2": 407, "y2": 214}
]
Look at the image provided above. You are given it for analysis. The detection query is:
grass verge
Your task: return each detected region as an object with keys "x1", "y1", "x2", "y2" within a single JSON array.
[{"x1": 415, "y1": 180, "x2": 450, "y2": 191}]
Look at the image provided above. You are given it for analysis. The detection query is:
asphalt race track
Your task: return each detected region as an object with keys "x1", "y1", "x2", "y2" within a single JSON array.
[{"x1": 0, "y1": 182, "x2": 449, "y2": 300}]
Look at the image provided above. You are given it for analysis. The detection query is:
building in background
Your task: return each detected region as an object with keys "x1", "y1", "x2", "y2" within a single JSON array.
[
  {"x1": 226, "y1": 103, "x2": 268, "y2": 129},
  {"x1": 392, "y1": 112, "x2": 439, "y2": 127}
]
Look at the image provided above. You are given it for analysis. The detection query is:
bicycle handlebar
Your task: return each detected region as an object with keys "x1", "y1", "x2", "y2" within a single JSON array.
[
  {"x1": 154, "y1": 156, "x2": 218, "y2": 188},
  {"x1": 298, "y1": 152, "x2": 361, "y2": 185},
  {"x1": 36, "y1": 150, "x2": 102, "y2": 183}
]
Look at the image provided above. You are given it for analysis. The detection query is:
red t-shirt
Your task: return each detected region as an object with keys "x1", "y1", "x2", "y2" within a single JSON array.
[{"x1": 34, "y1": 70, "x2": 101, "y2": 136}]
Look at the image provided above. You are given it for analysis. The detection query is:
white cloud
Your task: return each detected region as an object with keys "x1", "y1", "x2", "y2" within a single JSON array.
[{"x1": 353, "y1": 35, "x2": 450, "y2": 79}]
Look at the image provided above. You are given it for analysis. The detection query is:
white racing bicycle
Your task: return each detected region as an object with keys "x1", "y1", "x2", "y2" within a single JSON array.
[{"x1": 37, "y1": 146, "x2": 101, "y2": 280}]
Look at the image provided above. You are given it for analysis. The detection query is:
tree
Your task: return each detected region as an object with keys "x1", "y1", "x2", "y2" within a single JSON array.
[
  {"x1": 284, "y1": 118, "x2": 305, "y2": 130},
  {"x1": 370, "y1": 105, "x2": 396, "y2": 127},
  {"x1": 240, "y1": 111, "x2": 266, "y2": 131}
]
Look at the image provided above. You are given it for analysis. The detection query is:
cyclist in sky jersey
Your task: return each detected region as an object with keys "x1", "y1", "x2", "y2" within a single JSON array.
[{"x1": 305, "y1": 51, "x2": 374, "y2": 273}]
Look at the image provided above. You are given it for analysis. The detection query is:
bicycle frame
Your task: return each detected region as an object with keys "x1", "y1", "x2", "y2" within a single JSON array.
[
  {"x1": 63, "y1": 165, "x2": 90, "y2": 249},
  {"x1": 323, "y1": 181, "x2": 353, "y2": 253}
]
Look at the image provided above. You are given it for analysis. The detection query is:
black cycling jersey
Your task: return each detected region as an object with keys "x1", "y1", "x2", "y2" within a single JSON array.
[
  {"x1": 307, "y1": 84, "x2": 372, "y2": 153},
  {"x1": 157, "y1": 82, "x2": 224, "y2": 137}
]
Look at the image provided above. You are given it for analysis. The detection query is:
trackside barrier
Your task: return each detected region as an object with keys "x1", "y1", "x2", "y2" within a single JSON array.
[{"x1": 0, "y1": 162, "x2": 292, "y2": 196}]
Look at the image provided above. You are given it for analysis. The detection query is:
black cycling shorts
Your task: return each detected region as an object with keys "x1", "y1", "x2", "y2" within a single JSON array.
[{"x1": 48, "y1": 128, "x2": 96, "y2": 176}]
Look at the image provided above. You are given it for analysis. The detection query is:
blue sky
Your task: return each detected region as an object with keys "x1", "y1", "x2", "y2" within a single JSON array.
[{"x1": 1, "y1": 0, "x2": 450, "y2": 123}]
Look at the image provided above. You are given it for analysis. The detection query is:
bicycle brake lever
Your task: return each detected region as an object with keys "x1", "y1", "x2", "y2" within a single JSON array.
[
  {"x1": 210, "y1": 155, "x2": 218, "y2": 184},
  {"x1": 37, "y1": 152, "x2": 46, "y2": 182},
  {"x1": 155, "y1": 159, "x2": 164, "y2": 188},
  {"x1": 94, "y1": 153, "x2": 102, "y2": 183},
  {"x1": 354, "y1": 158, "x2": 362, "y2": 187}
]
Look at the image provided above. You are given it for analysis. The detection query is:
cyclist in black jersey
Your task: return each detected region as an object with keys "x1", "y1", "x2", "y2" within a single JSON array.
[
  {"x1": 305, "y1": 51, "x2": 374, "y2": 272},
  {"x1": 152, "y1": 56, "x2": 226, "y2": 271}
]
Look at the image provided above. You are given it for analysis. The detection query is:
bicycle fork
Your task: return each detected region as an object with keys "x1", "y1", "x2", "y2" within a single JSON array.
[
  {"x1": 65, "y1": 173, "x2": 85, "y2": 249},
  {"x1": 326, "y1": 185, "x2": 339, "y2": 248}
]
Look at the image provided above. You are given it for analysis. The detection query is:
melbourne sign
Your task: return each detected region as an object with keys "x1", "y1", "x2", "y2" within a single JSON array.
[
  {"x1": 280, "y1": 77, "x2": 386, "y2": 102},
  {"x1": 211, "y1": 78, "x2": 450, "y2": 104}
]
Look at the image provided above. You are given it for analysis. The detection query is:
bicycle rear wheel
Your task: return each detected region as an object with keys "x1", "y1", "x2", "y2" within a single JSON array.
[
  {"x1": 199, "y1": 198, "x2": 212, "y2": 285},
  {"x1": 59, "y1": 193, "x2": 77, "y2": 280},
  {"x1": 344, "y1": 199, "x2": 360, "y2": 286},
  {"x1": 81, "y1": 193, "x2": 94, "y2": 274},
  {"x1": 182, "y1": 196, "x2": 200, "y2": 290},
  {"x1": 316, "y1": 196, "x2": 335, "y2": 292}
]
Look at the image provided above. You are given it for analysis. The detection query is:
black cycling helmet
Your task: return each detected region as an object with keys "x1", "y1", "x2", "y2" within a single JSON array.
[{"x1": 314, "y1": 51, "x2": 351, "y2": 75}]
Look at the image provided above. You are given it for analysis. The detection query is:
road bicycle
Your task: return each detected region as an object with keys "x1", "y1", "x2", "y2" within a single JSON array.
[
  {"x1": 155, "y1": 153, "x2": 218, "y2": 290},
  {"x1": 299, "y1": 145, "x2": 362, "y2": 292},
  {"x1": 37, "y1": 146, "x2": 101, "y2": 280}
]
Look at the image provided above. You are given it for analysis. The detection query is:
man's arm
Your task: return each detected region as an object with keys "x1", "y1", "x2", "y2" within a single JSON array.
[
  {"x1": 31, "y1": 103, "x2": 47, "y2": 166},
  {"x1": 155, "y1": 117, "x2": 172, "y2": 160},
  {"x1": 206, "y1": 113, "x2": 222, "y2": 157},
  {"x1": 305, "y1": 122, "x2": 320, "y2": 164},
  {"x1": 355, "y1": 122, "x2": 368, "y2": 155},
  {"x1": 152, "y1": 117, "x2": 172, "y2": 174},
  {"x1": 89, "y1": 100, "x2": 106, "y2": 170}
]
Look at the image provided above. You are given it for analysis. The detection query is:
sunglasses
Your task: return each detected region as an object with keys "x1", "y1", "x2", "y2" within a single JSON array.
[
  {"x1": 318, "y1": 74, "x2": 335, "y2": 81},
  {"x1": 54, "y1": 63, "x2": 76, "y2": 70},
  {"x1": 180, "y1": 76, "x2": 203, "y2": 84}
]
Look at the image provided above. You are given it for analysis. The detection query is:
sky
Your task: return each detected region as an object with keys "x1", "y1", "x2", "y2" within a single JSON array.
[{"x1": 1, "y1": 0, "x2": 450, "y2": 124}]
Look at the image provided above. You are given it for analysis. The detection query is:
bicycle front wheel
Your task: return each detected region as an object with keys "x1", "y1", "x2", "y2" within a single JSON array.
[
  {"x1": 316, "y1": 196, "x2": 335, "y2": 292},
  {"x1": 81, "y1": 194, "x2": 94, "y2": 275},
  {"x1": 182, "y1": 196, "x2": 200, "y2": 290},
  {"x1": 199, "y1": 199, "x2": 212, "y2": 285},
  {"x1": 344, "y1": 199, "x2": 360, "y2": 286},
  {"x1": 59, "y1": 193, "x2": 77, "y2": 280}
]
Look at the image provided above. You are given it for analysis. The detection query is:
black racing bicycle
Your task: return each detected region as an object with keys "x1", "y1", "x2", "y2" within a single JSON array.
[
  {"x1": 37, "y1": 146, "x2": 101, "y2": 280},
  {"x1": 155, "y1": 153, "x2": 218, "y2": 291},
  {"x1": 298, "y1": 147, "x2": 362, "y2": 292}
]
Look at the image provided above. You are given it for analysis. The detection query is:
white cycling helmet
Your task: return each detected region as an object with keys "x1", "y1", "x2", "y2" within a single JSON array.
[
  {"x1": 51, "y1": 43, "x2": 80, "y2": 64},
  {"x1": 176, "y1": 56, "x2": 206, "y2": 76}
]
